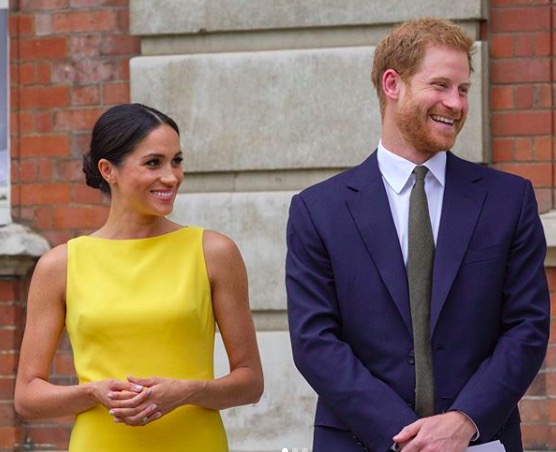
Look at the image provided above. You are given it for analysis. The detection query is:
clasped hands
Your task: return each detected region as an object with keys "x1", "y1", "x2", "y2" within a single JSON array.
[
  {"x1": 393, "y1": 411, "x2": 477, "y2": 452},
  {"x1": 93, "y1": 376, "x2": 190, "y2": 427}
]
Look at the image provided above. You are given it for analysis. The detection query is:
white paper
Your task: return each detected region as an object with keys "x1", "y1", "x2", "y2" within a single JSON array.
[{"x1": 467, "y1": 440, "x2": 506, "y2": 451}]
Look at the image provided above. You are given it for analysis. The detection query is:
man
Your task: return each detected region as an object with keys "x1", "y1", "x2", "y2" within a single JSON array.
[{"x1": 286, "y1": 18, "x2": 549, "y2": 452}]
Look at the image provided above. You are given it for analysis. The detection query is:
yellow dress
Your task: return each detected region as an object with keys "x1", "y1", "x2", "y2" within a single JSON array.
[{"x1": 65, "y1": 226, "x2": 228, "y2": 452}]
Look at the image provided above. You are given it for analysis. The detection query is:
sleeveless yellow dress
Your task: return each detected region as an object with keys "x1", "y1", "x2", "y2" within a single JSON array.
[{"x1": 65, "y1": 226, "x2": 228, "y2": 452}]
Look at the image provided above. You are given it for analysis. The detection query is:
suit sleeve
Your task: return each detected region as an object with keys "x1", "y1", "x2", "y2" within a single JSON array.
[
  {"x1": 450, "y1": 180, "x2": 550, "y2": 439},
  {"x1": 286, "y1": 193, "x2": 418, "y2": 451}
]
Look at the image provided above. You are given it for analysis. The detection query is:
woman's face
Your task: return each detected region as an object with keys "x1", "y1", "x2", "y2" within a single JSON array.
[{"x1": 106, "y1": 124, "x2": 184, "y2": 218}]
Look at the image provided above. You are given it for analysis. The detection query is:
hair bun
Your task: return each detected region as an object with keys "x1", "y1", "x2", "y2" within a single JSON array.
[{"x1": 82, "y1": 152, "x2": 102, "y2": 189}]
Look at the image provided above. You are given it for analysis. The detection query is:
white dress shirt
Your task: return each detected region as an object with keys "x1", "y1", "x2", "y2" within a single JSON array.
[
  {"x1": 377, "y1": 142, "x2": 480, "y2": 444},
  {"x1": 376, "y1": 141, "x2": 446, "y2": 265}
]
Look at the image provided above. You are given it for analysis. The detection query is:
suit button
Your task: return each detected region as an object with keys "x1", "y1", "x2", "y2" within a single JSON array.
[{"x1": 408, "y1": 352, "x2": 415, "y2": 365}]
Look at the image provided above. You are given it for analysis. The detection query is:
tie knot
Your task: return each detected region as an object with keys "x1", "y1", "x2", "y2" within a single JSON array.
[{"x1": 414, "y1": 166, "x2": 428, "y2": 181}]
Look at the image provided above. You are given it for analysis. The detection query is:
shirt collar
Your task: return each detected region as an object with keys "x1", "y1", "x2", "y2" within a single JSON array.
[{"x1": 377, "y1": 141, "x2": 446, "y2": 194}]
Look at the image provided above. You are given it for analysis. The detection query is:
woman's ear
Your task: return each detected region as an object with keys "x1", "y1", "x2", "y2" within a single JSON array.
[
  {"x1": 382, "y1": 69, "x2": 403, "y2": 101},
  {"x1": 98, "y1": 159, "x2": 116, "y2": 185}
]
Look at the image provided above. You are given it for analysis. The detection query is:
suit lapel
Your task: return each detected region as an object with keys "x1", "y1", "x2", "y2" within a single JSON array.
[
  {"x1": 430, "y1": 153, "x2": 487, "y2": 334},
  {"x1": 346, "y1": 152, "x2": 412, "y2": 334}
]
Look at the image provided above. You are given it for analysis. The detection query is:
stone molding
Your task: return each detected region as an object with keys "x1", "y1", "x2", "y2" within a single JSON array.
[{"x1": 0, "y1": 223, "x2": 50, "y2": 276}]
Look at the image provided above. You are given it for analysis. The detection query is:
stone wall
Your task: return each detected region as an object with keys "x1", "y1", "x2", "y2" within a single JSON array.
[{"x1": 129, "y1": 1, "x2": 489, "y2": 450}]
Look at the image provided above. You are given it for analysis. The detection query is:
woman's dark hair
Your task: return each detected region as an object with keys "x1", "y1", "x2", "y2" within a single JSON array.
[{"x1": 83, "y1": 103, "x2": 180, "y2": 195}]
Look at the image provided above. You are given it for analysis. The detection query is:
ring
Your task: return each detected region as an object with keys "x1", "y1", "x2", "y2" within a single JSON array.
[{"x1": 142, "y1": 416, "x2": 149, "y2": 424}]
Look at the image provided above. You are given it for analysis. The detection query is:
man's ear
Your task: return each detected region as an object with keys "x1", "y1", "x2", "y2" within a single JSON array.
[
  {"x1": 382, "y1": 69, "x2": 403, "y2": 101},
  {"x1": 98, "y1": 159, "x2": 116, "y2": 185}
]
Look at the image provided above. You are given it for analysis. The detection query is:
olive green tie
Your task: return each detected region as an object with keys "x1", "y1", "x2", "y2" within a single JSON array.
[{"x1": 408, "y1": 165, "x2": 435, "y2": 417}]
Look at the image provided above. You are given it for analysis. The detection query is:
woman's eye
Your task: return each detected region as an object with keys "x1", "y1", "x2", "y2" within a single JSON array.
[
  {"x1": 145, "y1": 159, "x2": 160, "y2": 167},
  {"x1": 172, "y1": 157, "x2": 184, "y2": 167}
]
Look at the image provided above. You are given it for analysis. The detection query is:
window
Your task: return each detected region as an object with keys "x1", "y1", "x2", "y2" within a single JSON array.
[{"x1": 0, "y1": 1, "x2": 9, "y2": 224}]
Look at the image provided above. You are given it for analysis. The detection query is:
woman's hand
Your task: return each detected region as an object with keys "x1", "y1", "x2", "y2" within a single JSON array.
[
  {"x1": 88, "y1": 379, "x2": 160, "y2": 426},
  {"x1": 106, "y1": 376, "x2": 201, "y2": 426}
]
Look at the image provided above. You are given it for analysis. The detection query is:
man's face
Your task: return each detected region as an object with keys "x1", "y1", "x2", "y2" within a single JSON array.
[{"x1": 394, "y1": 45, "x2": 471, "y2": 157}]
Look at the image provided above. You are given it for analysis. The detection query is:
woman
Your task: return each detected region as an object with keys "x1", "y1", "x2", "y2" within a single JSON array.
[{"x1": 15, "y1": 103, "x2": 264, "y2": 451}]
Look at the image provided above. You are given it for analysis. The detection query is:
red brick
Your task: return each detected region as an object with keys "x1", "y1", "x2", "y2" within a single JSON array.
[
  {"x1": 0, "y1": 403, "x2": 15, "y2": 427},
  {"x1": 100, "y1": 35, "x2": 140, "y2": 56},
  {"x1": 52, "y1": 10, "x2": 118, "y2": 33},
  {"x1": 20, "y1": 183, "x2": 71, "y2": 206},
  {"x1": 490, "y1": 34, "x2": 514, "y2": 58},
  {"x1": 16, "y1": 112, "x2": 34, "y2": 134},
  {"x1": 533, "y1": 84, "x2": 552, "y2": 108},
  {"x1": 521, "y1": 424, "x2": 550, "y2": 449},
  {"x1": 519, "y1": 397, "x2": 547, "y2": 423},
  {"x1": 491, "y1": 0, "x2": 550, "y2": 5},
  {"x1": 117, "y1": 8, "x2": 130, "y2": 31},
  {"x1": 515, "y1": 85, "x2": 533, "y2": 110},
  {"x1": 0, "y1": 426, "x2": 20, "y2": 450},
  {"x1": 0, "y1": 353, "x2": 17, "y2": 375},
  {"x1": 54, "y1": 159, "x2": 84, "y2": 182},
  {"x1": 53, "y1": 351, "x2": 75, "y2": 375},
  {"x1": 533, "y1": 136, "x2": 552, "y2": 160},
  {"x1": 0, "y1": 379, "x2": 15, "y2": 400},
  {"x1": 491, "y1": 58, "x2": 550, "y2": 83},
  {"x1": 492, "y1": 111, "x2": 552, "y2": 136},
  {"x1": 38, "y1": 159, "x2": 53, "y2": 181},
  {"x1": 0, "y1": 306, "x2": 23, "y2": 326},
  {"x1": 25, "y1": 425, "x2": 71, "y2": 449},
  {"x1": 490, "y1": 138, "x2": 514, "y2": 163},
  {"x1": 53, "y1": 59, "x2": 118, "y2": 84},
  {"x1": 42, "y1": 229, "x2": 72, "y2": 247},
  {"x1": 20, "y1": 135, "x2": 70, "y2": 157},
  {"x1": 54, "y1": 108, "x2": 104, "y2": 132},
  {"x1": 53, "y1": 206, "x2": 107, "y2": 229},
  {"x1": 19, "y1": 159, "x2": 37, "y2": 182},
  {"x1": 19, "y1": 37, "x2": 68, "y2": 61},
  {"x1": 20, "y1": 85, "x2": 69, "y2": 109},
  {"x1": 15, "y1": 14, "x2": 35, "y2": 37},
  {"x1": 514, "y1": 34, "x2": 534, "y2": 57},
  {"x1": 34, "y1": 112, "x2": 54, "y2": 133},
  {"x1": 515, "y1": 137, "x2": 533, "y2": 160},
  {"x1": 533, "y1": 31, "x2": 551, "y2": 56},
  {"x1": 34, "y1": 13, "x2": 53, "y2": 36},
  {"x1": 21, "y1": 0, "x2": 69, "y2": 9},
  {"x1": 71, "y1": 85, "x2": 100, "y2": 106},
  {"x1": 72, "y1": 184, "x2": 105, "y2": 204},
  {"x1": 102, "y1": 83, "x2": 129, "y2": 105},
  {"x1": 119, "y1": 58, "x2": 130, "y2": 80},
  {"x1": 35, "y1": 207, "x2": 53, "y2": 229},
  {"x1": 18, "y1": 63, "x2": 36, "y2": 85},
  {"x1": 495, "y1": 162, "x2": 552, "y2": 186},
  {"x1": 491, "y1": 7, "x2": 551, "y2": 32},
  {"x1": 547, "y1": 371, "x2": 556, "y2": 396},
  {"x1": 69, "y1": 35, "x2": 101, "y2": 58},
  {"x1": 0, "y1": 283, "x2": 16, "y2": 304},
  {"x1": 491, "y1": 86, "x2": 514, "y2": 110},
  {"x1": 535, "y1": 188, "x2": 553, "y2": 212},
  {"x1": 36, "y1": 63, "x2": 51, "y2": 84}
]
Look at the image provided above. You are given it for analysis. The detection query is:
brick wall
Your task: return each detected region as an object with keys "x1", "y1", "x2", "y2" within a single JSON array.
[
  {"x1": 6, "y1": 0, "x2": 139, "y2": 449},
  {"x1": 488, "y1": 0, "x2": 556, "y2": 449},
  {"x1": 489, "y1": 0, "x2": 555, "y2": 214},
  {"x1": 2, "y1": 0, "x2": 555, "y2": 451},
  {"x1": 9, "y1": 0, "x2": 139, "y2": 245}
]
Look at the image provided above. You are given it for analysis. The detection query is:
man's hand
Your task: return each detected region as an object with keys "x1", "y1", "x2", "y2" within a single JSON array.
[{"x1": 393, "y1": 411, "x2": 476, "y2": 451}]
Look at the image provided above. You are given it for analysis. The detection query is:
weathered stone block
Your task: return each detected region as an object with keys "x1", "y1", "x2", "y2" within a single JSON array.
[
  {"x1": 131, "y1": 44, "x2": 487, "y2": 171},
  {"x1": 215, "y1": 331, "x2": 315, "y2": 452},
  {"x1": 131, "y1": 0, "x2": 486, "y2": 35},
  {"x1": 170, "y1": 191, "x2": 294, "y2": 310}
]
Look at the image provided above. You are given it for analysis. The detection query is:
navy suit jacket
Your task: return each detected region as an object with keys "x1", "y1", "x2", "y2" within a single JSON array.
[{"x1": 286, "y1": 151, "x2": 550, "y2": 452}]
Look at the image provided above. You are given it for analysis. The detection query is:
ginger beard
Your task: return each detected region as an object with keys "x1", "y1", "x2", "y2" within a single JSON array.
[{"x1": 394, "y1": 81, "x2": 467, "y2": 156}]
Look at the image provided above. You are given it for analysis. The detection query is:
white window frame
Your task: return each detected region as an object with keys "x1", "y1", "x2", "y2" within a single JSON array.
[{"x1": 0, "y1": 1, "x2": 10, "y2": 224}]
